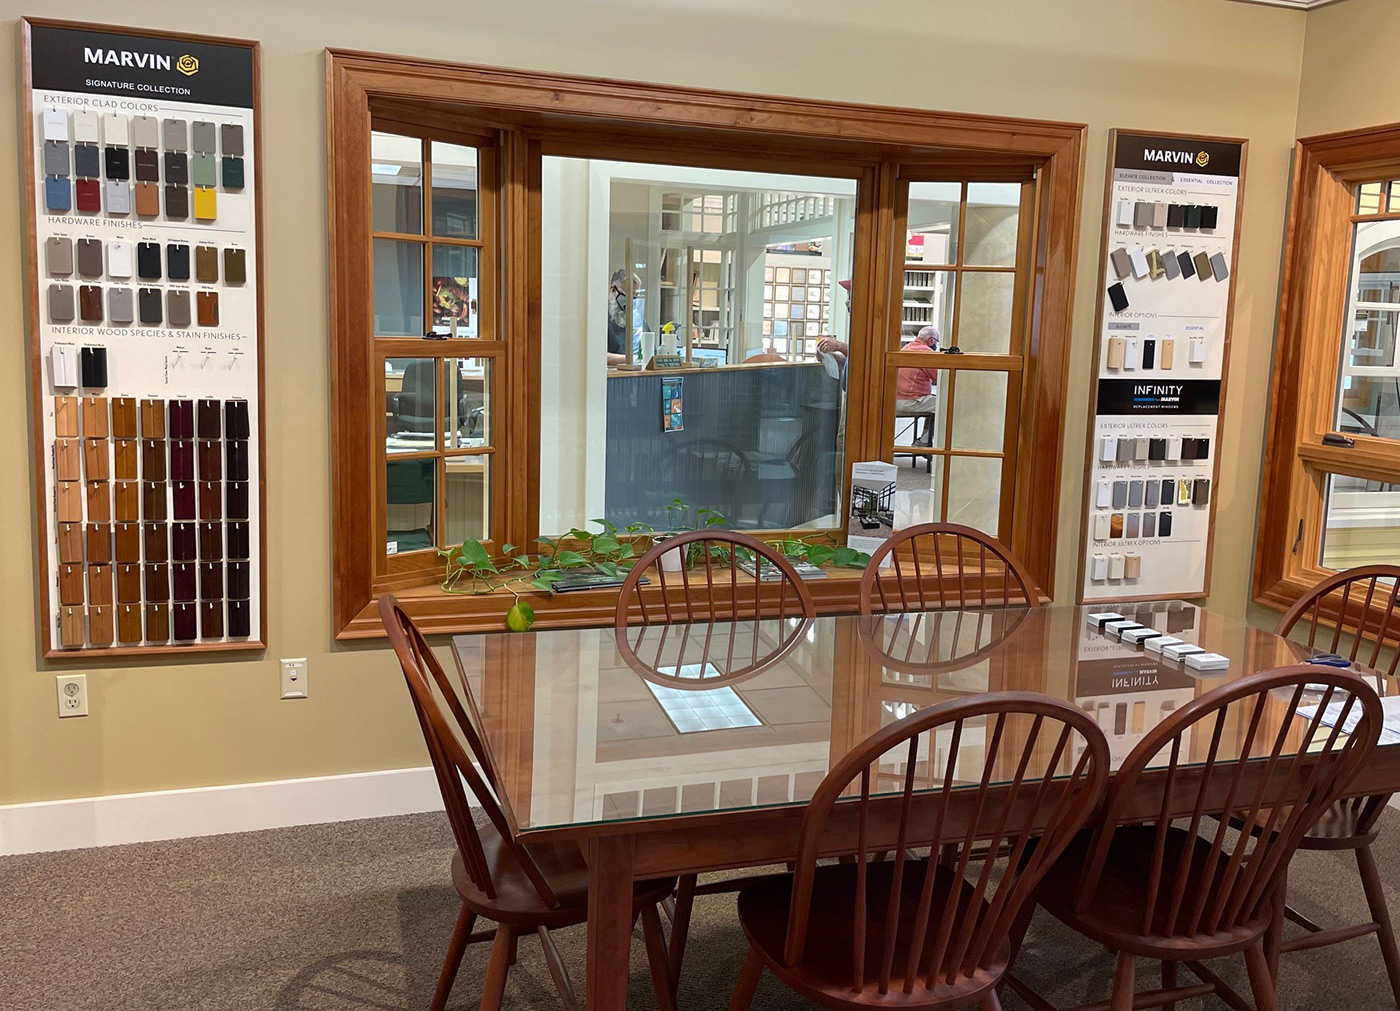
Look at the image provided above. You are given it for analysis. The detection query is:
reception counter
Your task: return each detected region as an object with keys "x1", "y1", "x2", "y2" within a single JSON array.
[{"x1": 603, "y1": 362, "x2": 842, "y2": 530}]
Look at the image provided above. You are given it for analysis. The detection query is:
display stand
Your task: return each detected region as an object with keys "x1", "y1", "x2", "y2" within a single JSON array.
[
  {"x1": 21, "y1": 19, "x2": 265, "y2": 655},
  {"x1": 1075, "y1": 130, "x2": 1247, "y2": 604}
]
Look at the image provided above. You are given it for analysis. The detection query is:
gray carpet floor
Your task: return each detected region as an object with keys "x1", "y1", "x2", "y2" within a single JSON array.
[{"x1": 3, "y1": 810, "x2": 1398, "y2": 1010}]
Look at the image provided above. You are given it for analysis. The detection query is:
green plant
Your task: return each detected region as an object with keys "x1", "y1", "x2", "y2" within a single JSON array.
[{"x1": 440, "y1": 499, "x2": 870, "y2": 631}]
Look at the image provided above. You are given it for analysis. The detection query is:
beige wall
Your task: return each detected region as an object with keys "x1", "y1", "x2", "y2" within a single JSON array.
[
  {"x1": 1297, "y1": 0, "x2": 1399, "y2": 137},
  {"x1": 0, "y1": 0, "x2": 1311, "y2": 806}
]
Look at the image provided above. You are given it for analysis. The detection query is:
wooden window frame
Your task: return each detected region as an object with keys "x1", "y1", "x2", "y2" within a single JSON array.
[
  {"x1": 1254, "y1": 122, "x2": 1400, "y2": 634},
  {"x1": 327, "y1": 50, "x2": 1086, "y2": 638}
]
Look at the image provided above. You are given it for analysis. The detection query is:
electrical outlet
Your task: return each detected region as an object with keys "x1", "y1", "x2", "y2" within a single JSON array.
[
  {"x1": 280, "y1": 658, "x2": 308, "y2": 699},
  {"x1": 56, "y1": 674, "x2": 88, "y2": 717}
]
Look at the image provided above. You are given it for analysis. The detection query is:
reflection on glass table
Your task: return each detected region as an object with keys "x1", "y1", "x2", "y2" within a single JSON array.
[{"x1": 452, "y1": 603, "x2": 1398, "y2": 835}]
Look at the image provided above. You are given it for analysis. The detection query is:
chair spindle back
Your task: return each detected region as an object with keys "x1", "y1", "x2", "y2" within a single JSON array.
[
  {"x1": 783, "y1": 693, "x2": 1109, "y2": 997},
  {"x1": 378, "y1": 594, "x2": 560, "y2": 907},
  {"x1": 1076, "y1": 665, "x2": 1382, "y2": 939},
  {"x1": 615, "y1": 530, "x2": 816, "y2": 626},
  {"x1": 859, "y1": 523, "x2": 1041, "y2": 615},
  {"x1": 1276, "y1": 564, "x2": 1400, "y2": 676}
]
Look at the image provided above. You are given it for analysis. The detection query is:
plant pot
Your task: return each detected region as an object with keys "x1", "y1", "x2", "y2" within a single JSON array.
[{"x1": 651, "y1": 533, "x2": 685, "y2": 573}]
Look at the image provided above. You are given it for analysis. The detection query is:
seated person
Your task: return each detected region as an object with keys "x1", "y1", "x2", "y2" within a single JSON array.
[
  {"x1": 606, "y1": 269, "x2": 645, "y2": 366},
  {"x1": 895, "y1": 325, "x2": 940, "y2": 416}
]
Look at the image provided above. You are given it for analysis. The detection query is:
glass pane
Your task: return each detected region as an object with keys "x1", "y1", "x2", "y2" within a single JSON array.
[
  {"x1": 385, "y1": 458, "x2": 435, "y2": 554},
  {"x1": 1358, "y1": 182, "x2": 1384, "y2": 215},
  {"x1": 431, "y1": 141, "x2": 479, "y2": 238},
  {"x1": 373, "y1": 238, "x2": 424, "y2": 336},
  {"x1": 892, "y1": 368, "x2": 946, "y2": 451},
  {"x1": 371, "y1": 132, "x2": 422, "y2": 234},
  {"x1": 446, "y1": 357, "x2": 490, "y2": 449},
  {"x1": 430, "y1": 244, "x2": 480, "y2": 337},
  {"x1": 955, "y1": 271, "x2": 1015, "y2": 354},
  {"x1": 1388, "y1": 181, "x2": 1400, "y2": 215},
  {"x1": 385, "y1": 357, "x2": 436, "y2": 452},
  {"x1": 905, "y1": 182, "x2": 959, "y2": 266},
  {"x1": 1321, "y1": 472, "x2": 1400, "y2": 569},
  {"x1": 539, "y1": 156, "x2": 856, "y2": 535},
  {"x1": 1336, "y1": 219, "x2": 1400, "y2": 441},
  {"x1": 945, "y1": 455, "x2": 1001, "y2": 535},
  {"x1": 893, "y1": 454, "x2": 943, "y2": 526},
  {"x1": 900, "y1": 268, "x2": 955, "y2": 347},
  {"x1": 950, "y1": 371, "x2": 1009, "y2": 452},
  {"x1": 445, "y1": 454, "x2": 490, "y2": 544},
  {"x1": 963, "y1": 182, "x2": 1021, "y2": 267}
]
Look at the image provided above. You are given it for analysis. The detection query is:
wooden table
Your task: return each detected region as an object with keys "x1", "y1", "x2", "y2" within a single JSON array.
[{"x1": 451, "y1": 602, "x2": 1400, "y2": 1011}]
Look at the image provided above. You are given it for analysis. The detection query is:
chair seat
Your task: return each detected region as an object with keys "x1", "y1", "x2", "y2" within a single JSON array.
[
  {"x1": 1035, "y1": 826, "x2": 1274, "y2": 960},
  {"x1": 736, "y1": 861, "x2": 1007, "y2": 1008},
  {"x1": 452, "y1": 818, "x2": 676, "y2": 928},
  {"x1": 1299, "y1": 799, "x2": 1380, "y2": 849}
]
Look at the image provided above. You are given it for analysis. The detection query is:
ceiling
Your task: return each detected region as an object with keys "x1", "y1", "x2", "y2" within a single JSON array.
[{"x1": 1232, "y1": 0, "x2": 1343, "y2": 8}]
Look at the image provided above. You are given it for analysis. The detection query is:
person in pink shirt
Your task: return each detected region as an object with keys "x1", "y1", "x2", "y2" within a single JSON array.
[{"x1": 896, "y1": 325, "x2": 940, "y2": 416}]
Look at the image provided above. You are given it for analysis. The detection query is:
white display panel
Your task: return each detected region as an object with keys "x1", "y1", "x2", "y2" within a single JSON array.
[
  {"x1": 1079, "y1": 132, "x2": 1246, "y2": 604},
  {"x1": 23, "y1": 21, "x2": 263, "y2": 654}
]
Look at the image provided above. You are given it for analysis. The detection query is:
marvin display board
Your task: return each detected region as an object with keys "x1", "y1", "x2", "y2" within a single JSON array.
[
  {"x1": 1077, "y1": 130, "x2": 1247, "y2": 605},
  {"x1": 21, "y1": 19, "x2": 265, "y2": 656}
]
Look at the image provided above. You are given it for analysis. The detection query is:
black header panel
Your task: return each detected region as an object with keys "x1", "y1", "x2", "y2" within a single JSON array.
[{"x1": 30, "y1": 24, "x2": 253, "y2": 109}]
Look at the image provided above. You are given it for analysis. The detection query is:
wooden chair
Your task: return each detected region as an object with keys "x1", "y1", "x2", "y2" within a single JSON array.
[
  {"x1": 1270, "y1": 565, "x2": 1400, "y2": 1003},
  {"x1": 378, "y1": 595, "x2": 686, "y2": 1011},
  {"x1": 615, "y1": 529, "x2": 816, "y2": 627},
  {"x1": 859, "y1": 523, "x2": 1041, "y2": 615},
  {"x1": 615, "y1": 530, "x2": 818, "y2": 990},
  {"x1": 728, "y1": 692, "x2": 1110, "y2": 1011},
  {"x1": 1010, "y1": 665, "x2": 1382, "y2": 1011}
]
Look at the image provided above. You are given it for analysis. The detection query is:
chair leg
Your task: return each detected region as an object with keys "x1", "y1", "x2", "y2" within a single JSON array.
[
  {"x1": 729, "y1": 947, "x2": 764, "y2": 1011},
  {"x1": 1265, "y1": 872, "x2": 1286, "y2": 980},
  {"x1": 1161, "y1": 960, "x2": 1177, "y2": 1011},
  {"x1": 1358, "y1": 845, "x2": 1400, "y2": 1007},
  {"x1": 980, "y1": 990, "x2": 1005, "y2": 1010},
  {"x1": 641, "y1": 904, "x2": 678, "y2": 1011},
  {"x1": 1244, "y1": 941, "x2": 1278, "y2": 1011},
  {"x1": 669, "y1": 875, "x2": 696, "y2": 991},
  {"x1": 1110, "y1": 952, "x2": 1136, "y2": 1011},
  {"x1": 430, "y1": 902, "x2": 476, "y2": 1011},
  {"x1": 479, "y1": 925, "x2": 517, "y2": 1011}
]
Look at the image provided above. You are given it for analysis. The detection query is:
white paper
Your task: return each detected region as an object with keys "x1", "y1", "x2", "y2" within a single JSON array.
[{"x1": 1300, "y1": 694, "x2": 1400, "y2": 746}]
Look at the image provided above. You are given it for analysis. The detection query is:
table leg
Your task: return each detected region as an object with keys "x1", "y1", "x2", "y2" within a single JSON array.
[{"x1": 587, "y1": 835, "x2": 636, "y2": 1011}]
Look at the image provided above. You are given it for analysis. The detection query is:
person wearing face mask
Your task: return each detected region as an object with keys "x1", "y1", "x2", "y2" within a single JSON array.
[
  {"x1": 896, "y1": 325, "x2": 940, "y2": 449},
  {"x1": 606, "y1": 268, "x2": 645, "y2": 366}
]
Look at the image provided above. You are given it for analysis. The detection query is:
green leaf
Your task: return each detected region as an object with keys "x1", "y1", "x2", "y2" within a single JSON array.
[
  {"x1": 556, "y1": 550, "x2": 589, "y2": 567},
  {"x1": 592, "y1": 535, "x2": 621, "y2": 555},
  {"x1": 569, "y1": 528, "x2": 595, "y2": 542},
  {"x1": 506, "y1": 600, "x2": 535, "y2": 632},
  {"x1": 704, "y1": 515, "x2": 727, "y2": 527},
  {"x1": 502, "y1": 543, "x2": 517, "y2": 555},
  {"x1": 616, "y1": 543, "x2": 636, "y2": 559},
  {"x1": 459, "y1": 538, "x2": 492, "y2": 567},
  {"x1": 830, "y1": 547, "x2": 859, "y2": 568},
  {"x1": 806, "y1": 544, "x2": 835, "y2": 567},
  {"x1": 596, "y1": 560, "x2": 620, "y2": 578}
]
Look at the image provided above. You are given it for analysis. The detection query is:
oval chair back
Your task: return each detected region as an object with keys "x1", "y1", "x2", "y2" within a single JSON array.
[
  {"x1": 378, "y1": 594, "x2": 560, "y2": 908},
  {"x1": 859, "y1": 523, "x2": 1040, "y2": 615},
  {"x1": 615, "y1": 530, "x2": 816, "y2": 626},
  {"x1": 782, "y1": 692, "x2": 1109, "y2": 998},
  {"x1": 1276, "y1": 564, "x2": 1400, "y2": 677},
  {"x1": 1075, "y1": 665, "x2": 1382, "y2": 940}
]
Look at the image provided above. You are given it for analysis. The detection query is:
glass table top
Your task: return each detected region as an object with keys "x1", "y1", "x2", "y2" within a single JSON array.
[{"x1": 450, "y1": 603, "x2": 1393, "y2": 836}]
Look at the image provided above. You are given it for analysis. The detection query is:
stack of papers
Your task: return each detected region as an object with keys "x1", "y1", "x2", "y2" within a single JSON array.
[{"x1": 1299, "y1": 694, "x2": 1400, "y2": 746}]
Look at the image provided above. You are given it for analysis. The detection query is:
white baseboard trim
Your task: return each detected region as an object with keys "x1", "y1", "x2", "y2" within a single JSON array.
[{"x1": 0, "y1": 766, "x2": 444, "y2": 857}]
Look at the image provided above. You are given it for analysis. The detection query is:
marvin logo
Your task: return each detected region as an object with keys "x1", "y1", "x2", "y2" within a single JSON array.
[
  {"x1": 83, "y1": 47, "x2": 173, "y2": 71},
  {"x1": 1142, "y1": 148, "x2": 1210, "y2": 167}
]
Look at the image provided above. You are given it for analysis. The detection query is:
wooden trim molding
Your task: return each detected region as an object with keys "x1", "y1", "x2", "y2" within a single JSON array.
[
  {"x1": 1254, "y1": 122, "x2": 1400, "y2": 633},
  {"x1": 326, "y1": 50, "x2": 1086, "y2": 638}
]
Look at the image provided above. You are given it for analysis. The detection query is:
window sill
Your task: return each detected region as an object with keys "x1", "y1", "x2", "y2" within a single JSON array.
[{"x1": 339, "y1": 564, "x2": 1049, "y2": 639}]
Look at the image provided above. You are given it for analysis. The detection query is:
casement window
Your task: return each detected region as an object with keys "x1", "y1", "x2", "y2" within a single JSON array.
[
  {"x1": 1255, "y1": 124, "x2": 1400, "y2": 622},
  {"x1": 327, "y1": 52, "x2": 1085, "y2": 637}
]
